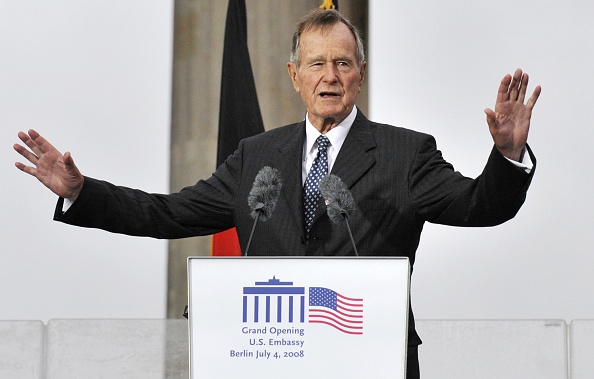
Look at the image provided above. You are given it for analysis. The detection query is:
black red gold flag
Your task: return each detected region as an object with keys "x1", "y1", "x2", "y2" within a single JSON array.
[{"x1": 212, "y1": 0, "x2": 264, "y2": 256}]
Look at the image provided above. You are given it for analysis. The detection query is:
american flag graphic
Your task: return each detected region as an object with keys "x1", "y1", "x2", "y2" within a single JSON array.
[{"x1": 308, "y1": 287, "x2": 363, "y2": 335}]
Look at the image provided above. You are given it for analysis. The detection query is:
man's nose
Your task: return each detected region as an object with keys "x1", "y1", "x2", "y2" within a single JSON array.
[{"x1": 322, "y1": 63, "x2": 339, "y2": 82}]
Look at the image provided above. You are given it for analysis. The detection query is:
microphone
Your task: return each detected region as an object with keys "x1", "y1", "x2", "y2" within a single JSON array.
[
  {"x1": 244, "y1": 166, "x2": 282, "y2": 256},
  {"x1": 319, "y1": 174, "x2": 359, "y2": 256}
]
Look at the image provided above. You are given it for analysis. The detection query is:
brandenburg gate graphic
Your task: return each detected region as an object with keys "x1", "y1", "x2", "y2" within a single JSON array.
[{"x1": 242, "y1": 277, "x2": 305, "y2": 323}]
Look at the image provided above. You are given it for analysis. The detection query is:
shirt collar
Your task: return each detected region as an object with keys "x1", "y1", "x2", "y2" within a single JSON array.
[{"x1": 304, "y1": 106, "x2": 357, "y2": 157}]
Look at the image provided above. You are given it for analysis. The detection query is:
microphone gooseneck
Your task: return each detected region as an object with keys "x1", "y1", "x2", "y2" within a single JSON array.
[
  {"x1": 244, "y1": 167, "x2": 282, "y2": 256},
  {"x1": 319, "y1": 174, "x2": 359, "y2": 257}
]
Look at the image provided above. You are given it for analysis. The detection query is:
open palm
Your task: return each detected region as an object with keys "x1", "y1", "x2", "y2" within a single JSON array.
[
  {"x1": 485, "y1": 69, "x2": 541, "y2": 161},
  {"x1": 14, "y1": 130, "x2": 84, "y2": 201}
]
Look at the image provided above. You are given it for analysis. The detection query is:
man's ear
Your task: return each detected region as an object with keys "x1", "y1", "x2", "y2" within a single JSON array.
[
  {"x1": 358, "y1": 61, "x2": 367, "y2": 88},
  {"x1": 287, "y1": 62, "x2": 300, "y2": 93}
]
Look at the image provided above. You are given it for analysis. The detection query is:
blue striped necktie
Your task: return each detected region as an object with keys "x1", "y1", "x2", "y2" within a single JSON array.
[{"x1": 303, "y1": 135, "x2": 330, "y2": 236}]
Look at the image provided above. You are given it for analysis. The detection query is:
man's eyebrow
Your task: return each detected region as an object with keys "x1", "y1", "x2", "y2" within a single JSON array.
[
  {"x1": 305, "y1": 55, "x2": 354, "y2": 64},
  {"x1": 334, "y1": 56, "x2": 355, "y2": 63},
  {"x1": 304, "y1": 55, "x2": 326, "y2": 64}
]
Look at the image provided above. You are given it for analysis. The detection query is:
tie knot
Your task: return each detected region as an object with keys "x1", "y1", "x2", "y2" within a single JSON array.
[{"x1": 316, "y1": 135, "x2": 330, "y2": 152}]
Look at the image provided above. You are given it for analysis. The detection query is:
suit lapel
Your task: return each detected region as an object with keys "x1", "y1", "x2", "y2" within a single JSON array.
[
  {"x1": 311, "y1": 111, "x2": 377, "y2": 224},
  {"x1": 330, "y1": 111, "x2": 377, "y2": 188},
  {"x1": 272, "y1": 112, "x2": 377, "y2": 235},
  {"x1": 274, "y1": 122, "x2": 307, "y2": 235}
]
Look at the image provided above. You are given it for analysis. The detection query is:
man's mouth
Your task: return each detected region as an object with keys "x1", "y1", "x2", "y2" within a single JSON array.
[{"x1": 319, "y1": 91, "x2": 340, "y2": 98}]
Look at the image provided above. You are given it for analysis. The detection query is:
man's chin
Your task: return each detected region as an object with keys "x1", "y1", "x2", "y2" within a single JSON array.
[{"x1": 315, "y1": 106, "x2": 348, "y2": 119}]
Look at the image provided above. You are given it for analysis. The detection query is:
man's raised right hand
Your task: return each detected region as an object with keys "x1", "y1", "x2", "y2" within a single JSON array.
[{"x1": 14, "y1": 129, "x2": 84, "y2": 202}]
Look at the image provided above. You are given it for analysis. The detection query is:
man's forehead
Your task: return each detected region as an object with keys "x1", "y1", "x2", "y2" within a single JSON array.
[
  {"x1": 300, "y1": 23, "x2": 357, "y2": 51},
  {"x1": 301, "y1": 22, "x2": 352, "y2": 39}
]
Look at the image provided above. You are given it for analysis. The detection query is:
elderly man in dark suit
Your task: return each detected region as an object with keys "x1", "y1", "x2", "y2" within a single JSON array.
[{"x1": 14, "y1": 10, "x2": 540, "y2": 378}]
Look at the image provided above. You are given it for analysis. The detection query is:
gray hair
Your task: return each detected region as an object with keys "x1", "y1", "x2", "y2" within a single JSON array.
[{"x1": 289, "y1": 10, "x2": 365, "y2": 68}]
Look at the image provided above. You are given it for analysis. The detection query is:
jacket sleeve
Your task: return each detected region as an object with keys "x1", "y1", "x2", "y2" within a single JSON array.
[
  {"x1": 410, "y1": 135, "x2": 536, "y2": 227},
  {"x1": 54, "y1": 140, "x2": 248, "y2": 239}
]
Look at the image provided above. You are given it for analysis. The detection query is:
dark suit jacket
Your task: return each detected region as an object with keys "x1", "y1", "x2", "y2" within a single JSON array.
[{"x1": 55, "y1": 110, "x2": 535, "y2": 346}]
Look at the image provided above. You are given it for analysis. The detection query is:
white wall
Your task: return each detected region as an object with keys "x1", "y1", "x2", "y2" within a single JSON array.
[
  {"x1": 369, "y1": 0, "x2": 594, "y2": 321},
  {"x1": 0, "y1": 1, "x2": 172, "y2": 321},
  {"x1": 2, "y1": 0, "x2": 592, "y2": 325}
]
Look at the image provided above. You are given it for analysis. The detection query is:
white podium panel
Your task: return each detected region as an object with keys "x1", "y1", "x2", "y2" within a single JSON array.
[
  {"x1": 570, "y1": 320, "x2": 594, "y2": 378},
  {"x1": 416, "y1": 319, "x2": 568, "y2": 379},
  {"x1": 0, "y1": 321, "x2": 44, "y2": 379},
  {"x1": 188, "y1": 257, "x2": 410, "y2": 379}
]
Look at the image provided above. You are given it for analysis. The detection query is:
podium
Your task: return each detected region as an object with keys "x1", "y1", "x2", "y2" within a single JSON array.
[{"x1": 187, "y1": 257, "x2": 410, "y2": 378}]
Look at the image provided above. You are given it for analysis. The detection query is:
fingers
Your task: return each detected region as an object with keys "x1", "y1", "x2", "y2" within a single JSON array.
[
  {"x1": 15, "y1": 131, "x2": 41, "y2": 168},
  {"x1": 17, "y1": 129, "x2": 57, "y2": 156},
  {"x1": 63, "y1": 151, "x2": 73, "y2": 165},
  {"x1": 517, "y1": 72, "x2": 529, "y2": 103},
  {"x1": 484, "y1": 108, "x2": 496, "y2": 129},
  {"x1": 509, "y1": 69, "x2": 523, "y2": 101},
  {"x1": 504, "y1": 68, "x2": 525, "y2": 102},
  {"x1": 14, "y1": 161, "x2": 33, "y2": 175},
  {"x1": 17, "y1": 130, "x2": 43, "y2": 167},
  {"x1": 13, "y1": 142, "x2": 38, "y2": 166},
  {"x1": 28, "y1": 129, "x2": 57, "y2": 154},
  {"x1": 526, "y1": 85, "x2": 542, "y2": 110},
  {"x1": 15, "y1": 129, "x2": 64, "y2": 165},
  {"x1": 496, "y1": 74, "x2": 512, "y2": 104},
  {"x1": 497, "y1": 68, "x2": 541, "y2": 108},
  {"x1": 63, "y1": 151, "x2": 78, "y2": 174},
  {"x1": 14, "y1": 152, "x2": 37, "y2": 177},
  {"x1": 14, "y1": 129, "x2": 61, "y2": 179}
]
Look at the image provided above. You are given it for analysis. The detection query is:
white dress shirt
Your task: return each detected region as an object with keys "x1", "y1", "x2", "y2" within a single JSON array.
[{"x1": 302, "y1": 106, "x2": 357, "y2": 184}]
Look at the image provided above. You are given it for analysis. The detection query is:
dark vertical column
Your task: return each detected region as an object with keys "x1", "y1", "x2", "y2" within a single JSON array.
[{"x1": 168, "y1": 0, "x2": 369, "y2": 318}]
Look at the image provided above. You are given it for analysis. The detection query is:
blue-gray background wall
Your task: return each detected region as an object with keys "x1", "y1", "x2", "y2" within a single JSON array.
[
  {"x1": 369, "y1": 0, "x2": 594, "y2": 321},
  {"x1": 1, "y1": 1, "x2": 172, "y2": 320},
  {"x1": 2, "y1": 0, "x2": 593, "y2": 323}
]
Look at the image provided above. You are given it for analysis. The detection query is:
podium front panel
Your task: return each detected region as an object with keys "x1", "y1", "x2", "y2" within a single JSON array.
[{"x1": 188, "y1": 257, "x2": 410, "y2": 378}]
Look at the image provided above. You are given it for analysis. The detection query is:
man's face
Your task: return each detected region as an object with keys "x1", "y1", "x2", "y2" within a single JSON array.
[{"x1": 288, "y1": 22, "x2": 366, "y2": 132}]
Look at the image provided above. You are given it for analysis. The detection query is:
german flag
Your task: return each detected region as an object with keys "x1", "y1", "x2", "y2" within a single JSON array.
[{"x1": 212, "y1": 0, "x2": 264, "y2": 256}]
